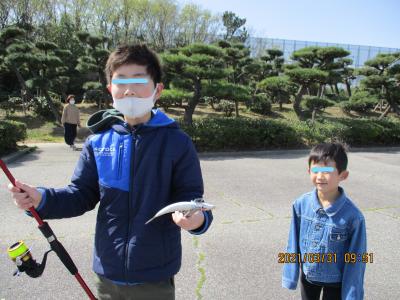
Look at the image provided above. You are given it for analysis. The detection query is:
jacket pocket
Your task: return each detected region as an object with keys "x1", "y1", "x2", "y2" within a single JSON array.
[
  {"x1": 329, "y1": 228, "x2": 348, "y2": 242},
  {"x1": 129, "y1": 222, "x2": 167, "y2": 272},
  {"x1": 130, "y1": 239, "x2": 166, "y2": 271},
  {"x1": 328, "y1": 227, "x2": 348, "y2": 256},
  {"x1": 116, "y1": 141, "x2": 124, "y2": 180},
  {"x1": 164, "y1": 228, "x2": 181, "y2": 264}
]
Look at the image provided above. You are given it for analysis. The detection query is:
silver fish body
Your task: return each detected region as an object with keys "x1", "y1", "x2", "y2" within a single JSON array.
[{"x1": 145, "y1": 198, "x2": 215, "y2": 224}]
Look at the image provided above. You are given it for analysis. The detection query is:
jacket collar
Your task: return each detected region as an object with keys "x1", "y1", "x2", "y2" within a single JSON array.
[
  {"x1": 311, "y1": 186, "x2": 347, "y2": 217},
  {"x1": 112, "y1": 109, "x2": 177, "y2": 134}
]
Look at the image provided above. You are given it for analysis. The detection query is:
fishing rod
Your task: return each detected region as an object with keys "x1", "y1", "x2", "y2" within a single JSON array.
[{"x1": 0, "y1": 159, "x2": 97, "y2": 300}]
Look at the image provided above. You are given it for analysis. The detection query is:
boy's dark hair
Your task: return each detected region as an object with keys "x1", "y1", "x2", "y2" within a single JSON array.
[
  {"x1": 105, "y1": 44, "x2": 162, "y2": 85},
  {"x1": 308, "y1": 143, "x2": 348, "y2": 173}
]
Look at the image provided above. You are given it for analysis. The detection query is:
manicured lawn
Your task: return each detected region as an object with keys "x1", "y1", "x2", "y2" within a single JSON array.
[{"x1": 0, "y1": 101, "x2": 396, "y2": 143}]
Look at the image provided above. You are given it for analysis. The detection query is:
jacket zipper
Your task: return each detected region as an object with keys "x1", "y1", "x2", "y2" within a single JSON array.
[
  {"x1": 117, "y1": 141, "x2": 124, "y2": 179},
  {"x1": 125, "y1": 130, "x2": 136, "y2": 282}
]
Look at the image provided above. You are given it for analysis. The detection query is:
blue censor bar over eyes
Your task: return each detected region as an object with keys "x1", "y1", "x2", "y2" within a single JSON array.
[
  {"x1": 112, "y1": 78, "x2": 149, "y2": 84},
  {"x1": 311, "y1": 166, "x2": 335, "y2": 173}
]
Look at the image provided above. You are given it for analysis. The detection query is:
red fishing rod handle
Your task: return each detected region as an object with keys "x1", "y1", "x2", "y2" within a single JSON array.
[
  {"x1": 0, "y1": 159, "x2": 44, "y2": 225},
  {"x1": 0, "y1": 159, "x2": 16, "y2": 185},
  {"x1": 0, "y1": 159, "x2": 97, "y2": 299},
  {"x1": 75, "y1": 273, "x2": 97, "y2": 300}
]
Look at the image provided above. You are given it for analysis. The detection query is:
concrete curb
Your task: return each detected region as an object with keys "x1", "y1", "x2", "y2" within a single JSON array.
[
  {"x1": 198, "y1": 148, "x2": 309, "y2": 158},
  {"x1": 198, "y1": 146, "x2": 400, "y2": 158},
  {"x1": 0, "y1": 146, "x2": 36, "y2": 164},
  {"x1": 347, "y1": 146, "x2": 400, "y2": 153},
  {"x1": 2, "y1": 142, "x2": 399, "y2": 162}
]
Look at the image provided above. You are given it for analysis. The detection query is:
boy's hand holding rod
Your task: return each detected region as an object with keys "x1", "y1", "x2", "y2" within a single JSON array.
[{"x1": 0, "y1": 159, "x2": 97, "y2": 300}]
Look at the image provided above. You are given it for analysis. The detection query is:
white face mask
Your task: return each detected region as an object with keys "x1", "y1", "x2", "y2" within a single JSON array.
[
  {"x1": 69, "y1": 100, "x2": 75, "y2": 105},
  {"x1": 112, "y1": 87, "x2": 157, "y2": 118}
]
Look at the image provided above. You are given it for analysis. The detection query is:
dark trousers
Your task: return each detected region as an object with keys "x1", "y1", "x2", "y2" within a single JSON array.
[
  {"x1": 64, "y1": 123, "x2": 77, "y2": 146},
  {"x1": 95, "y1": 274, "x2": 175, "y2": 300},
  {"x1": 300, "y1": 271, "x2": 342, "y2": 300}
]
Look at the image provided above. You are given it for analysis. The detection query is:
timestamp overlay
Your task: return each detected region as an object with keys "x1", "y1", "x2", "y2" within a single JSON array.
[{"x1": 278, "y1": 252, "x2": 375, "y2": 264}]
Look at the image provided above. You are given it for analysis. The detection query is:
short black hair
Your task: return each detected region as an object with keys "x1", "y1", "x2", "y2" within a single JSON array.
[
  {"x1": 308, "y1": 143, "x2": 348, "y2": 173},
  {"x1": 105, "y1": 44, "x2": 162, "y2": 85}
]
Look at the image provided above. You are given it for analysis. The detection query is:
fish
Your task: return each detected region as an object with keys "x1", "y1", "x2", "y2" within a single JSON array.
[{"x1": 145, "y1": 198, "x2": 215, "y2": 224}]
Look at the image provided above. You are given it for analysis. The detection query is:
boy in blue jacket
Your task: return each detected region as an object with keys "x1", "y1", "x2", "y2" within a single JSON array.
[
  {"x1": 282, "y1": 143, "x2": 366, "y2": 300},
  {"x1": 9, "y1": 44, "x2": 213, "y2": 299}
]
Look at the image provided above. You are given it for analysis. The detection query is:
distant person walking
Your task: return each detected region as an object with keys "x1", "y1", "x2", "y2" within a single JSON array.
[{"x1": 61, "y1": 94, "x2": 80, "y2": 150}]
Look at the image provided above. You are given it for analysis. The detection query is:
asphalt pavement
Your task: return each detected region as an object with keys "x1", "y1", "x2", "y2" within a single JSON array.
[{"x1": 0, "y1": 143, "x2": 399, "y2": 299}]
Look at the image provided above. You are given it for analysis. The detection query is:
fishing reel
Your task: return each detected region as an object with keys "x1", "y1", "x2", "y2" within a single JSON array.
[{"x1": 7, "y1": 241, "x2": 52, "y2": 278}]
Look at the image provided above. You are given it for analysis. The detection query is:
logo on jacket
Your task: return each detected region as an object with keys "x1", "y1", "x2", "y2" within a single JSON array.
[{"x1": 94, "y1": 146, "x2": 116, "y2": 156}]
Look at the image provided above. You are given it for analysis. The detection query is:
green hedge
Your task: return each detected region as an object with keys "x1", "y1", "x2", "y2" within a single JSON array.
[
  {"x1": 302, "y1": 96, "x2": 335, "y2": 111},
  {"x1": 180, "y1": 118, "x2": 302, "y2": 151},
  {"x1": 179, "y1": 117, "x2": 400, "y2": 151},
  {"x1": 248, "y1": 93, "x2": 272, "y2": 115},
  {"x1": 294, "y1": 118, "x2": 400, "y2": 146},
  {"x1": 340, "y1": 90, "x2": 378, "y2": 113},
  {"x1": 0, "y1": 120, "x2": 27, "y2": 156}
]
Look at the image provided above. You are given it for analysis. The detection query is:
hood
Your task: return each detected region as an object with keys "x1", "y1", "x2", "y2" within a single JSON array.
[
  {"x1": 86, "y1": 109, "x2": 124, "y2": 133},
  {"x1": 87, "y1": 108, "x2": 176, "y2": 134}
]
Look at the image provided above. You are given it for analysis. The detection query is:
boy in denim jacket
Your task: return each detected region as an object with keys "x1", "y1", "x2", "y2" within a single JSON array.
[{"x1": 282, "y1": 143, "x2": 366, "y2": 300}]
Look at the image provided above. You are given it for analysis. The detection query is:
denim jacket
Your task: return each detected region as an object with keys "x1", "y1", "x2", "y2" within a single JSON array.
[{"x1": 282, "y1": 187, "x2": 366, "y2": 300}]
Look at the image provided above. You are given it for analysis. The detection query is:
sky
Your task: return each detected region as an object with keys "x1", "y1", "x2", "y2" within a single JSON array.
[{"x1": 178, "y1": 0, "x2": 400, "y2": 49}]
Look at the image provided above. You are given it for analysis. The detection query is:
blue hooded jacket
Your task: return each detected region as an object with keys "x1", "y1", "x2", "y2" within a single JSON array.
[{"x1": 36, "y1": 109, "x2": 213, "y2": 283}]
